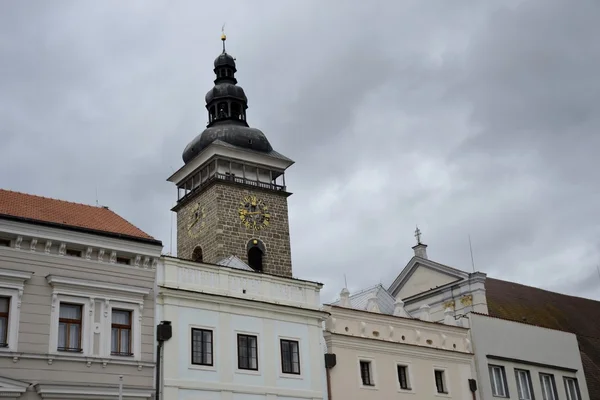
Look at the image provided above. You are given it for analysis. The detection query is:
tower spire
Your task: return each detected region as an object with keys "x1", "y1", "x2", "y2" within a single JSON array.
[{"x1": 221, "y1": 24, "x2": 227, "y2": 53}]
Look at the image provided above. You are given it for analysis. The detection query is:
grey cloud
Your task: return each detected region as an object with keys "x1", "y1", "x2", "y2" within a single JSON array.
[{"x1": 0, "y1": 0, "x2": 598, "y2": 305}]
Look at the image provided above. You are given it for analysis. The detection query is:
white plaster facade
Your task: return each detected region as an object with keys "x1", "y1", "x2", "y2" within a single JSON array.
[
  {"x1": 324, "y1": 289, "x2": 476, "y2": 400},
  {"x1": 156, "y1": 256, "x2": 328, "y2": 400},
  {"x1": 470, "y1": 313, "x2": 590, "y2": 400},
  {"x1": 387, "y1": 240, "x2": 593, "y2": 400}
]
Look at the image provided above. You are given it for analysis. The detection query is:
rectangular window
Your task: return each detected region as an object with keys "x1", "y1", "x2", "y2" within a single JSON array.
[
  {"x1": 237, "y1": 334, "x2": 258, "y2": 370},
  {"x1": 191, "y1": 328, "x2": 213, "y2": 366},
  {"x1": 58, "y1": 303, "x2": 82, "y2": 351},
  {"x1": 65, "y1": 248, "x2": 82, "y2": 257},
  {"x1": 360, "y1": 360, "x2": 374, "y2": 386},
  {"x1": 515, "y1": 369, "x2": 534, "y2": 400},
  {"x1": 111, "y1": 309, "x2": 132, "y2": 356},
  {"x1": 280, "y1": 339, "x2": 300, "y2": 374},
  {"x1": 540, "y1": 373, "x2": 558, "y2": 400},
  {"x1": 116, "y1": 257, "x2": 130, "y2": 265},
  {"x1": 489, "y1": 365, "x2": 509, "y2": 397},
  {"x1": 0, "y1": 297, "x2": 9, "y2": 347},
  {"x1": 435, "y1": 370, "x2": 447, "y2": 394},
  {"x1": 397, "y1": 365, "x2": 410, "y2": 390},
  {"x1": 564, "y1": 377, "x2": 581, "y2": 400}
]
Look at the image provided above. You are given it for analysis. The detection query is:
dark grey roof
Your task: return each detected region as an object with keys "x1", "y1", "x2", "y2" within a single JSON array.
[{"x1": 182, "y1": 123, "x2": 275, "y2": 164}]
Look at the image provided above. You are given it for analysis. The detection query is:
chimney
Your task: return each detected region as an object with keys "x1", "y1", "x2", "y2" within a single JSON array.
[{"x1": 339, "y1": 288, "x2": 351, "y2": 308}]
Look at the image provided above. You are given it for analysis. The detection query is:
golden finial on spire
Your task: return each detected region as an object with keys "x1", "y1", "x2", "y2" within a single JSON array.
[{"x1": 221, "y1": 24, "x2": 227, "y2": 53}]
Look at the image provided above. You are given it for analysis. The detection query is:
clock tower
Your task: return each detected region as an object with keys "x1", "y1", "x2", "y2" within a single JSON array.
[{"x1": 167, "y1": 34, "x2": 294, "y2": 277}]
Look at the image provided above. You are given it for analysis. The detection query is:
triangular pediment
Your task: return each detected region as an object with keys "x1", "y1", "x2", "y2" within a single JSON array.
[
  {"x1": 0, "y1": 375, "x2": 30, "y2": 394},
  {"x1": 388, "y1": 257, "x2": 469, "y2": 300}
]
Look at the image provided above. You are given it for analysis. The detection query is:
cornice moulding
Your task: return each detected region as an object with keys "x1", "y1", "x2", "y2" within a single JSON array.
[
  {"x1": 0, "y1": 219, "x2": 162, "y2": 257},
  {"x1": 159, "y1": 287, "x2": 328, "y2": 321},
  {"x1": 46, "y1": 275, "x2": 151, "y2": 300}
]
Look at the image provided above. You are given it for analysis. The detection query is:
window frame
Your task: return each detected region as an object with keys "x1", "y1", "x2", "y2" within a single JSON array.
[
  {"x1": 357, "y1": 358, "x2": 376, "y2": 389},
  {"x1": 434, "y1": 368, "x2": 449, "y2": 395},
  {"x1": 489, "y1": 364, "x2": 509, "y2": 398},
  {"x1": 110, "y1": 308, "x2": 133, "y2": 356},
  {"x1": 237, "y1": 333, "x2": 259, "y2": 371},
  {"x1": 0, "y1": 296, "x2": 10, "y2": 347},
  {"x1": 280, "y1": 338, "x2": 301, "y2": 375},
  {"x1": 515, "y1": 368, "x2": 535, "y2": 400},
  {"x1": 0, "y1": 269, "x2": 32, "y2": 353},
  {"x1": 563, "y1": 377, "x2": 582, "y2": 400},
  {"x1": 540, "y1": 373, "x2": 558, "y2": 400},
  {"x1": 191, "y1": 327, "x2": 214, "y2": 367},
  {"x1": 397, "y1": 364, "x2": 411, "y2": 391},
  {"x1": 57, "y1": 302, "x2": 83, "y2": 352}
]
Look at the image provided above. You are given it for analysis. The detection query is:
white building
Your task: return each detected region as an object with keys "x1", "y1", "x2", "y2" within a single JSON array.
[
  {"x1": 386, "y1": 231, "x2": 593, "y2": 400},
  {"x1": 157, "y1": 34, "x2": 328, "y2": 400},
  {"x1": 156, "y1": 256, "x2": 328, "y2": 400},
  {"x1": 324, "y1": 284, "x2": 477, "y2": 400},
  {"x1": 470, "y1": 313, "x2": 589, "y2": 400}
]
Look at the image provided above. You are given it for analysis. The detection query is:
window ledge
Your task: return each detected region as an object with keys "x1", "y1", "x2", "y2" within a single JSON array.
[
  {"x1": 189, "y1": 363, "x2": 217, "y2": 372},
  {"x1": 235, "y1": 368, "x2": 261, "y2": 376},
  {"x1": 0, "y1": 351, "x2": 153, "y2": 369},
  {"x1": 360, "y1": 385, "x2": 378, "y2": 390},
  {"x1": 279, "y1": 372, "x2": 304, "y2": 380}
]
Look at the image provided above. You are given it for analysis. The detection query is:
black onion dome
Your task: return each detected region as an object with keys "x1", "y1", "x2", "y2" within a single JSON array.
[
  {"x1": 182, "y1": 123, "x2": 273, "y2": 164},
  {"x1": 214, "y1": 52, "x2": 236, "y2": 69},
  {"x1": 205, "y1": 83, "x2": 247, "y2": 104},
  {"x1": 182, "y1": 39, "x2": 274, "y2": 164}
]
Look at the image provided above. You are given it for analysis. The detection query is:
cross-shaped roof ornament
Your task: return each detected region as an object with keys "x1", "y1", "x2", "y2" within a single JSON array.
[{"x1": 414, "y1": 226, "x2": 422, "y2": 244}]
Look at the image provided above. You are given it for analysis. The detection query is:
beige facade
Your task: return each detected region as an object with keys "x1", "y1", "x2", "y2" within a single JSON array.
[
  {"x1": 0, "y1": 216, "x2": 162, "y2": 399},
  {"x1": 324, "y1": 288, "x2": 476, "y2": 400}
]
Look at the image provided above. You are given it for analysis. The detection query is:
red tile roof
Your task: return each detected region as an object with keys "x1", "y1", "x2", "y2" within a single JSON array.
[
  {"x1": 0, "y1": 189, "x2": 159, "y2": 244},
  {"x1": 486, "y1": 278, "x2": 600, "y2": 400}
]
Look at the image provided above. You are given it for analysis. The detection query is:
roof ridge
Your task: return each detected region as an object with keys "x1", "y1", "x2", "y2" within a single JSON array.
[
  {"x1": 488, "y1": 277, "x2": 600, "y2": 304},
  {"x1": 0, "y1": 188, "x2": 103, "y2": 210}
]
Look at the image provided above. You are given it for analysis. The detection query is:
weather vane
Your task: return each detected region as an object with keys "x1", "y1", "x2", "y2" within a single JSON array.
[{"x1": 414, "y1": 225, "x2": 422, "y2": 244}]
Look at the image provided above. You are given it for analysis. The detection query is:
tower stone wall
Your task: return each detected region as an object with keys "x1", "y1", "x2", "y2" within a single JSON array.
[{"x1": 176, "y1": 182, "x2": 292, "y2": 277}]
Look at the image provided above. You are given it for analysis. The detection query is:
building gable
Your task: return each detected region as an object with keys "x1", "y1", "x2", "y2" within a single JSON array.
[{"x1": 388, "y1": 256, "x2": 469, "y2": 300}]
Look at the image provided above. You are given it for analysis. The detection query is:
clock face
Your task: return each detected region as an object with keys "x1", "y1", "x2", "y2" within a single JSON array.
[
  {"x1": 239, "y1": 195, "x2": 270, "y2": 230},
  {"x1": 187, "y1": 203, "x2": 206, "y2": 238}
]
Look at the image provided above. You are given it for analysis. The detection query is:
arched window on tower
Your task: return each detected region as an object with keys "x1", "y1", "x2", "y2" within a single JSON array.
[
  {"x1": 217, "y1": 102, "x2": 228, "y2": 119},
  {"x1": 231, "y1": 102, "x2": 242, "y2": 120},
  {"x1": 246, "y1": 239, "x2": 265, "y2": 273},
  {"x1": 192, "y1": 246, "x2": 203, "y2": 263}
]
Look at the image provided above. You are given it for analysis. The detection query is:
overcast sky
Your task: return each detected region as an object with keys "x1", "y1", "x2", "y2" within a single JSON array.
[{"x1": 1, "y1": 0, "x2": 599, "y2": 302}]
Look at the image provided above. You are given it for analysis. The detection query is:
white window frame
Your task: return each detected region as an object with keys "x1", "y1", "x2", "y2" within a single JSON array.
[
  {"x1": 540, "y1": 373, "x2": 558, "y2": 400},
  {"x1": 515, "y1": 368, "x2": 534, "y2": 400},
  {"x1": 395, "y1": 360, "x2": 414, "y2": 392},
  {"x1": 51, "y1": 295, "x2": 91, "y2": 355},
  {"x1": 46, "y1": 275, "x2": 149, "y2": 360},
  {"x1": 104, "y1": 300, "x2": 142, "y2": 361},
  {"x1": 278, "y1": 335, "x2": 303, "y2": 379},
  {"x1": 564, "y1": 377, "x2": 581, "y2": 400},
  {"x1": 234, "y1": 329, "x2": 261, "y2": 375},
  {"x1": 0, "y1": 268, "x2": 33, "y2": 353},
  {"x1": 433, "y1": 366, "x2": 451, "y2": 396},
  {"x1": 188, "y1": 324, "x2": 217, "y2": 371},
  {"x1": 357, "y1": 356, "x2": 377, "y2": 389},
  {"x1": 489, "y1": 364, "x2": 509, "y2": 397}
]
